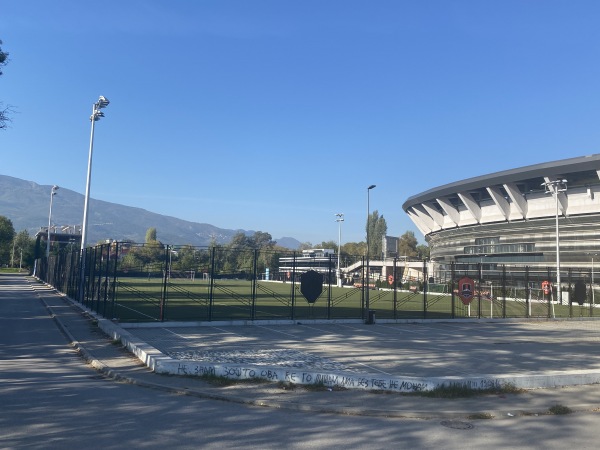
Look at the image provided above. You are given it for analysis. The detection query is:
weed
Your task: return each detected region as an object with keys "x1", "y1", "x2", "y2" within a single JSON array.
[
  {"x1": 467, "y1": 412, "x2": 494, "y2": 420},
  {"x1": 548, "y1": 404, "x2": 572, "y2": 415},
  {"x1": 416, "y1": 382, "x2": 525, "y2": 399}
]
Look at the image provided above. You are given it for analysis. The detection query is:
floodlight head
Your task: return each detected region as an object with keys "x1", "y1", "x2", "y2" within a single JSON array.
[
  {"x1": 91, "y1": 110, "x2": 105, "y2": 121},
  {"x1": 97, "y1": 96, "x2": 110, "y2": 108},
  {"x1": 368, "y1": 184, "x2": 376, "y2": 190},
  {"x1": 52, "y1": 185, "x2": 59, "y2": 191}
]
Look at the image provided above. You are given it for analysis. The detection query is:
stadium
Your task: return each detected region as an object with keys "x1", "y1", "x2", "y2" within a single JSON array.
[{"x1": 402, "y1": 154, "x2": 600, "y2": 289}]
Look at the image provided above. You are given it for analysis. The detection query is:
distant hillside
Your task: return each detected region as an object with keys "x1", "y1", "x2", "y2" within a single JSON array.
[{"x1": 0, "y1": 174, "x2": 301, "y2": 249}]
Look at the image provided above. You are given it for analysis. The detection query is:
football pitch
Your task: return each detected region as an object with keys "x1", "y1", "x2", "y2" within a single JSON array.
[{"x1": 105, "y1": 277, "x2": 591, "y2": 322}]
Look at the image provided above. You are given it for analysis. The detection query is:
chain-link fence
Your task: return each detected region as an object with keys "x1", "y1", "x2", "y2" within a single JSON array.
[{"x1": 35, "y1": 243, "x2": 600, "y2": 323}]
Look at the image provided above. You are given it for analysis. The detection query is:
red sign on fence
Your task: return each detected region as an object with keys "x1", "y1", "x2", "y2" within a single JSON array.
[
  {"x1": 458, "y1": 276, "x2": 475, "y2": 305},
  {"x1": 541, "y1": 280, "x2": 551, "y2": 295}
]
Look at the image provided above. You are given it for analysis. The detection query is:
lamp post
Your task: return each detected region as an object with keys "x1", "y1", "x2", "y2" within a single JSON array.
[
  {"x1": 335, "y1": 213, "x2": 344, "y2": 288},
  {"x1": 543, "y1": 179, "x2": 567, "y2": 307},
  {"x1": 47, "y1": 185, "x2": 59, "y2": 258},
  {"x1": 80, "y1": 96, "x2": 109, "y2": 301},
  {"x1": 366, "y1": 184, "x2": 376, "y2": 318}
]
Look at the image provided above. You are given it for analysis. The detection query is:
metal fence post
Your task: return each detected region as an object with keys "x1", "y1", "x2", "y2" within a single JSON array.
[
  {"x1": 568, "y1": 268, "x2": 573, "y2": 318},
  {"x1": 89, "y1": 246, "x2": 97, "y2": 311},
  {"x1": 477, "y1": 262, "x2": 482, "y2": 319},
  {"x1": 291, "y1": 251, "x2": 296, "y2": 321},
  {"x1": 251, "y1": 249, "x2": 258, "y2": 321},
  {"x1": 159, "y1": 245, "x2": 169, "y2": 322},
  {"x1": 451, "y1": 262, "x2": 455, "y2": 319},
  {"x1": 525, "y1": 266, "x2": 530, "y2": 318},
  {"x1": 547, "y1": 267, "x2": 552, "y2": 318},
  {"x1": 361, "y1": 256, "x2": 365, "y2": 321},
  {"x1": 111, "y1": 242, "x2": 119, "y2": 320},
  {"x1": 327, "y1": 254, "x2": 332, "y2": 320},
  {"x1": 393, "y1": 257, "x2": 397, "y2": 320},
  {"x1": 209, "y1": 247, "x2": 215, "y2": 321},
  {"x1": 501, "y1": 265, "x2": 507, "y2": 318},
  {"x1": 423, "y1": 259, "x2": 428, "y2": 319},
  {"x1": 590, "y1": 268, "x2": 594, "y2": 317}
]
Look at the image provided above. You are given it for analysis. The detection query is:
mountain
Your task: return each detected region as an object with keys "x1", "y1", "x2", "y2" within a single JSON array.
[{"x1": 0, "y1": 174, "x2": 302, "y2": 249}]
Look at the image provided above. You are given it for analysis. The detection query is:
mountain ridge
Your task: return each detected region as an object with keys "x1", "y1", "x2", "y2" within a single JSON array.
[{"x1": 0, "y1": 174, "x2": 301, "y2": 249}]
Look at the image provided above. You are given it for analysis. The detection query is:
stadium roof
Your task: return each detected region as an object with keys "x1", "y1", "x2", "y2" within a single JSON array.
[{"x1": 403, "y1": 154, "x2": 600, "y2": 211}]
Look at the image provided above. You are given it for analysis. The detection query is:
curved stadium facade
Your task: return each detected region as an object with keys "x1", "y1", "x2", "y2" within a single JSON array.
[{"x1": 402, "y1": 154, "x2": 600, "y2": 282}]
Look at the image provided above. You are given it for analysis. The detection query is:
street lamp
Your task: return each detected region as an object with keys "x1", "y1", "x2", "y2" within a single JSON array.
[
  {"x1": 47, "y1": 185, "x2": 59, "y2": 258},
  {"x1": 335, "y1": 213, "x2": 344, "y2": 287},
  {"x1": 366, "y1": 184, "x2": 376, "y2": 319},
  {"x1": 80, "y1": 96, "x2": 110, "y2": 300},
  {"x1": 543, "y1": 179, "x2": 567, "y2": 306}
]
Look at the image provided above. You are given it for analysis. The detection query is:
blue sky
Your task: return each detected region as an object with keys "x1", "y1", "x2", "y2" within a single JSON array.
[{"x1": 1, "y1": 1, "x2": 600, "y2": 245}]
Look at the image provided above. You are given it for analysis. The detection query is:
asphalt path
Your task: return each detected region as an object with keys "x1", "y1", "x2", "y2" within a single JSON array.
[{"x1": 2, "y1": 273, "x2": 600, "y2": 449}]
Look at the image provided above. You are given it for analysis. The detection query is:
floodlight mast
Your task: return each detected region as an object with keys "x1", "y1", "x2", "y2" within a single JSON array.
[
  {"x1": 543, "y1": 179, "x2": 567, "y2": 312},
  {"x1": 335, "y1": 213, "x2": 344, "y2": 288},
  {"x1": 47, "y1": 185, "x2": 59, "y2": 258},
  {"x1": 79, "y1": 96, "x2": 109, "y2": 301}
]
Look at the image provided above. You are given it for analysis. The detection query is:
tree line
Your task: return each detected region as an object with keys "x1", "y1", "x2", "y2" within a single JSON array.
[
  {"x1": 0, "y1": 211, "x2": 429, "y2": 273},
  {"x1": 0, "y1": 216, "x2": 36, "y2": 270},
  {"x1": 117, "y1": 216, "x2": 429, "y2": 278},
  {"x1": 301, "y1": 210, "x2": 429, "y2": 261}
]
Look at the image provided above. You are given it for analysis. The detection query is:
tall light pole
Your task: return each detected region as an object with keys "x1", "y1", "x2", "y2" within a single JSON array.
[
  {"x1": 335, "y1": 213, "x2": 344, "y2": 288},
  {"x1": 543, "y1": 179, "x2": 567, "y2": 306},
  {"x1": 47, "y1": 185, "x2": 59, "y2": 258},
  {"x1": 80, "y1": 96, "x2": 109, "y2": 300},
  {"x1": 366, "y1": 184, "x2": 376, "y2": 318}
]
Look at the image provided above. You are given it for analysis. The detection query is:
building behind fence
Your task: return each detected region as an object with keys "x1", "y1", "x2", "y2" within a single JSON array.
[{"x1": 35, "y1": 242, "x2": 599, "y2": 323}]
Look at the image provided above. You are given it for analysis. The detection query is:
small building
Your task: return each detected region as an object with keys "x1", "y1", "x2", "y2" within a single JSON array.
[
  {"x1": 278, "y1": 249, "x2": 336, "y2": 279},
  {"x1": 34, "y1": 225, "x2": 82, "y2": 257}
]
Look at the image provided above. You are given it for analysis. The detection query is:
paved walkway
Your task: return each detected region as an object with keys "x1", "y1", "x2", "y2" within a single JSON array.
[{"x1": 7, "y1": 273, "x2": 600, "y2": 419}]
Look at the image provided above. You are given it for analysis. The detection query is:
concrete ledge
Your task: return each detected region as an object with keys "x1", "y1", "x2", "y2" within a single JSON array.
[
  {"x1": 55, "y1": 289, "x2": 600, "y2": 393},
  {"x1": 97, "y1": 316, "x2": 600, "y2": 393},
  {"x1": 116, "y1": 316, "x2": 598, "y2": 329}
]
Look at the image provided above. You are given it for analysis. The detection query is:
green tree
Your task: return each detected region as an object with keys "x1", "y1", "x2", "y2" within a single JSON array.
[
  {"x1": 145, "y1": 227, "x2": 158, "y2": 243},
  {"x1": 252, "y1": 231, "x2": 275, "y2": 250},
  {"x1": 169, "y1": 245, "x2": 210, "y2": 275},
  {"x1": 1, "y1": 40, "x2": 11, "y2": 130},
  {"x1": 12, "y1": 230, "x2": 35, "y2": 269},
  {"x1": 398, "y1": 231, "x2": 419, "y2": 257},
  {"x1": 416, "y1": 244, "x2": 430, "y2": 260},
  {"x1": 0, "y1": 216, "x2": 16, "y2": 266},
  {"x1": 228, "y1": 232, "x2": 251, "y2": 249},
  {"x1": 124, "y1": 228, "x2": 164, "y2": 269},
  {"x1": 366, "y1": 210, "x2": 387, "y2": 258},
  {"x1": 317, "y1": 240, "x2": 338, "y2": 250},
  {"x1": 223, "y1": 231, "x2": 276, "y2": 275},
  {"x1": 342, "y1": 241, "x2": 364, "y2": 256}
]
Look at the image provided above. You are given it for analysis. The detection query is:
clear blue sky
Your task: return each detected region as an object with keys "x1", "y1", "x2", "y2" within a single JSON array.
[{"x1": 2, "y1": 1, "x2": 600, "y2": 245}]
